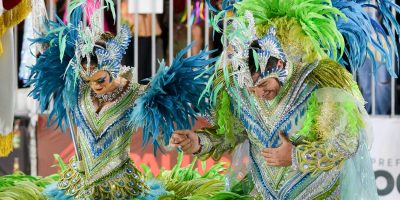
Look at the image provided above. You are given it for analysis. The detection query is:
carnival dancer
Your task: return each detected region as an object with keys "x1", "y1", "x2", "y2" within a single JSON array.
[
  {"x1": 18, "y1": 1, "x2": 229, "y2": 199},
  {"x1": 171, "y1": 0, "x2": 400, "y2": 199}
]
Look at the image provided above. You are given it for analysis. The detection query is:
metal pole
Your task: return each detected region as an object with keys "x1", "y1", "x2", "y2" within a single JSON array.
[
  {"x1": 14, "y1": 27, "x2": 18, "y2": 71},
  {"x1": 100, "y1": 0, "x2": 105, "y2": 31},
  {"x1": 169, "y1": 0, "x2": 174, "y2": 65},
  {"x1": 29, "y1": 118, "x2": 38, "y2": 176},
  {"x1": 391, "y1": 7, "x2": 396, "y2": 117},
  {"x1": 186, "y1": 0, "x2": 191, "y2": 57},
  {"x1": 49, "y1": 0, "x2": 55, "y2": 21},
  {"x1": 134, "y1": 0, "x2": 139, "y2": 82},
  {"x1": 371, "y1": 59, "x2": 376, "y2": 116},
  {"x1": 204, "y1": 2, "x2": 209, "y2": 53},
  {"x1": 151, "y1": 0, "x2": 157, "y2": 75},
  {"x1": 369, "y1": 2, "x2": 377, "y2": 116},
  {"x1": 66, "y1": 109, "x2": 81, "y2": 161},
  {"x1": 117, "y1": 0, "x2": 121, "y2": 31},
  {"x1": 83, "y1": 0, "x2": 87, "y2": 26}
]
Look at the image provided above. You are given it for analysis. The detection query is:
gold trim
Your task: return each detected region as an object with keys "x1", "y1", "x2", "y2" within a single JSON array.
[
  {"x1": 0, "y1": 132, "x2": 13, "y2": 157},
  {"x1": 0, "y1": 0, "x2": 32, "y2": 55}
]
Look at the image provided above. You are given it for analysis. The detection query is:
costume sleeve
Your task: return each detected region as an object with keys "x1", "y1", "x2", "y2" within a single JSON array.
[
  {"x1": 194, "y1": 122, "x2": 247, "y2": 161},
  {"x1": 291, "y1": 87, "x2": 365, "y2": 174},
  {"x1": 193, "y1": 90, "x2": 248, "y2": 161}
]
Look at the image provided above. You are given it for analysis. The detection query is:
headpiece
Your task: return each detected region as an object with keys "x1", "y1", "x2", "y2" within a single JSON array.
[
  {"x1": 204, "y1": 0, "x2": 400, "y2": 119},
  {"x1": 225, "y1": 12, "x2": 289, "y2": 88},
  {"x1": 28, "y1": 2, "x2": 131, "y2": 128},
  {"x1": 254, "y1": 26, "x2": 288, "y2": 85},
  {"x1": 75, "y1": 24, "x2": 131, "y2": 79}
]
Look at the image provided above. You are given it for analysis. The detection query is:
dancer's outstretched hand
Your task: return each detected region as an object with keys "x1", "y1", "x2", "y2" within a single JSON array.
[
  {"x1": 262, "y1": 132, "x2": 293, "y2": 167},
  {"x1": 169, "y1": 130, "x2": 201, "y2": 154}
]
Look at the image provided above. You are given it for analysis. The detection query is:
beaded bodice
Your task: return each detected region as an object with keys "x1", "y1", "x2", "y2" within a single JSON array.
[
  {"x1": 231, "y1": 62, "x2": 341, "y2": 199},
  {"x1": 56, "y1": 82, "x2": 149, "y2": 199},
  {"x1": 75, "y1": 83, "x2": 139, "y2": 184}
]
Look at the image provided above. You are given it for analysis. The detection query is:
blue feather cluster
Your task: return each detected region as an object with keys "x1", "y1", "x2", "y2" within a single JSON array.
[
  {"x1": 27, "y1": 8, "x2": 82, "y2": 129},
  {"x1": 333, "y1": 0, "x2": 400, "y2": 77},
  {"x1": 43, "y1": 183, "x2": 73, "y2": 200},
  {"x1": 130, "y1": 43, "x2": 218, "y2": 153},
  {"x1": 138, "y1": 180, "x2": 167, "y2": 200}
]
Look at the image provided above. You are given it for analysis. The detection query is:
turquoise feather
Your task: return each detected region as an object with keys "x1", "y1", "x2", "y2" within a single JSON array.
[{"x1": 130, "y1": 43, "x2": 218, "y2": 153}]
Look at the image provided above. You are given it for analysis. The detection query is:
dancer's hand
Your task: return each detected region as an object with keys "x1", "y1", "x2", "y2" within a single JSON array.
[
  {"x1": 170, "y1": 130, "x2": 201, "y2": 154},
  {"x1": 262, "y1": 132, "x2": 293, "y2": 166}
]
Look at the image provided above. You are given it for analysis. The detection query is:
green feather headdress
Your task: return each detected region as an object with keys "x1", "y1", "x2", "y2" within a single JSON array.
[
  {"x1": 203, "y1": 0, "x2": 347, "y2": 136},
  {"x1": 235, "y1": 0, "x2": 346, "y2": 60},
  {"x1": 205, "y1": 0, "x2": 347, "y2": 102}
]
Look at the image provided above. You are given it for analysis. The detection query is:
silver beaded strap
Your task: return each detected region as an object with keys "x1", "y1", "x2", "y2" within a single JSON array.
[
  {"x1": 193, "y1": 133, "x2": 213, "y2": 156},
  {"x1": 291, "y1": 147, "x2": 299, "y2": 171}
]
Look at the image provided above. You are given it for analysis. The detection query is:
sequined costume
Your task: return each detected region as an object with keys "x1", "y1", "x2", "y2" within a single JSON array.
[
  {"x1": 0, "y1": 8, "x2": 242, "y2": 196},
  {"x1": 195, "y1": 0, "x2": 400, "y2": 199},
  {"x1": 3, "y1": 1, "x2": 221, "y2": 199},
  {"x1": 51, "y1": 82, "x2": 151, "y2": 199}
]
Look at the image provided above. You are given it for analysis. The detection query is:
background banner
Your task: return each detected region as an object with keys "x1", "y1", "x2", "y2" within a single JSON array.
[{"x1": 370, "y1": 117, "x2": 400, "y2": 199}]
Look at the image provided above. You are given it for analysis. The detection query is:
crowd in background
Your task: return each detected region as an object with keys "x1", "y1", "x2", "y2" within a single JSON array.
[{"x1": 15, "y1": 0, "x2": 400, "y2": 114}]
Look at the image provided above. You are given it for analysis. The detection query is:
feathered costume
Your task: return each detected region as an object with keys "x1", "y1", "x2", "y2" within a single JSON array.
[
  {"x1": 192, "y1": 0, "x2": 400, "y2": 199},
  {"x1": 2, "y1": 0, "x2": 399, "y2": 199},
  {"x1": 0, "y1": 0, "x2": 235, "y2": 199}
]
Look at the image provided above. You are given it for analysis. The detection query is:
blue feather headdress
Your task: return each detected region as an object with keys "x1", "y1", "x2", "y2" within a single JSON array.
[
  {"x1": 333, "y1": 0, "x2": 400, "y2": 77},
  {"x1": 129, "y1": 43, "x2": 218, "y2": 153},
  {"x1": 254, "y1": 26, "x2": 288, "y2": 85},
  {"x1": 256, "y1": 26, "x2": 287, "y2": 64},
  {"x1": 94, "y1": 26, "x2": 131, "y2": 78},
  {"x1": 28, "y1": 2, "x2": 129, "y2": 129},
  {"x1": 76, "y1": 25, "x2": 131, "y2": 79}
]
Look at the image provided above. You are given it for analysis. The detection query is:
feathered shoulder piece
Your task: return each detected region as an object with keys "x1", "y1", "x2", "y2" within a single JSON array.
[
  {"x1": 306, "y1": 59, "x2": 354, "y2": 93},
  {"x1": 332, "y1": 0, "x2": 400, "y2": 77},
  {"x1": 27, "y1": 8, "x2": 83, "y2": 129},
  {"x1": 129, "y1": 44, "x2": 218, "y2": 153}
]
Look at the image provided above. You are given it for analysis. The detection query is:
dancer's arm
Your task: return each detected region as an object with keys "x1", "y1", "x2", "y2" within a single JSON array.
[
  {"x1": 170, "y1": 117, "x2": 247, "y2": 161},
  {"x1": 194, "y1": 122, "x2": 247, "y2": 161}
]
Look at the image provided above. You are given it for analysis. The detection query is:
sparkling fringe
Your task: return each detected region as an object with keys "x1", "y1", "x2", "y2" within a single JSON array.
[{"x1": 0, "y1": 132, "x2": 13, "y2": 157}]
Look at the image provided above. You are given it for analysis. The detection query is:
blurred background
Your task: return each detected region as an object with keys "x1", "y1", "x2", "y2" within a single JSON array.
[{"x1": 1, "y1": 0, "x2": 400, "y2": 199}]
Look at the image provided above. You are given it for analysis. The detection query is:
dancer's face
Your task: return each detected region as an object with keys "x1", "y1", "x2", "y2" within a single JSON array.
[
  {"x1": 81, "y1": 64, "x2": 114, "y2": 95},
  {"x1": 248, "y1": 57, "x2": 285, "y2": 100},
  {"x1": 249, "y1": 76, "x2": 281, "y2": 100}
]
